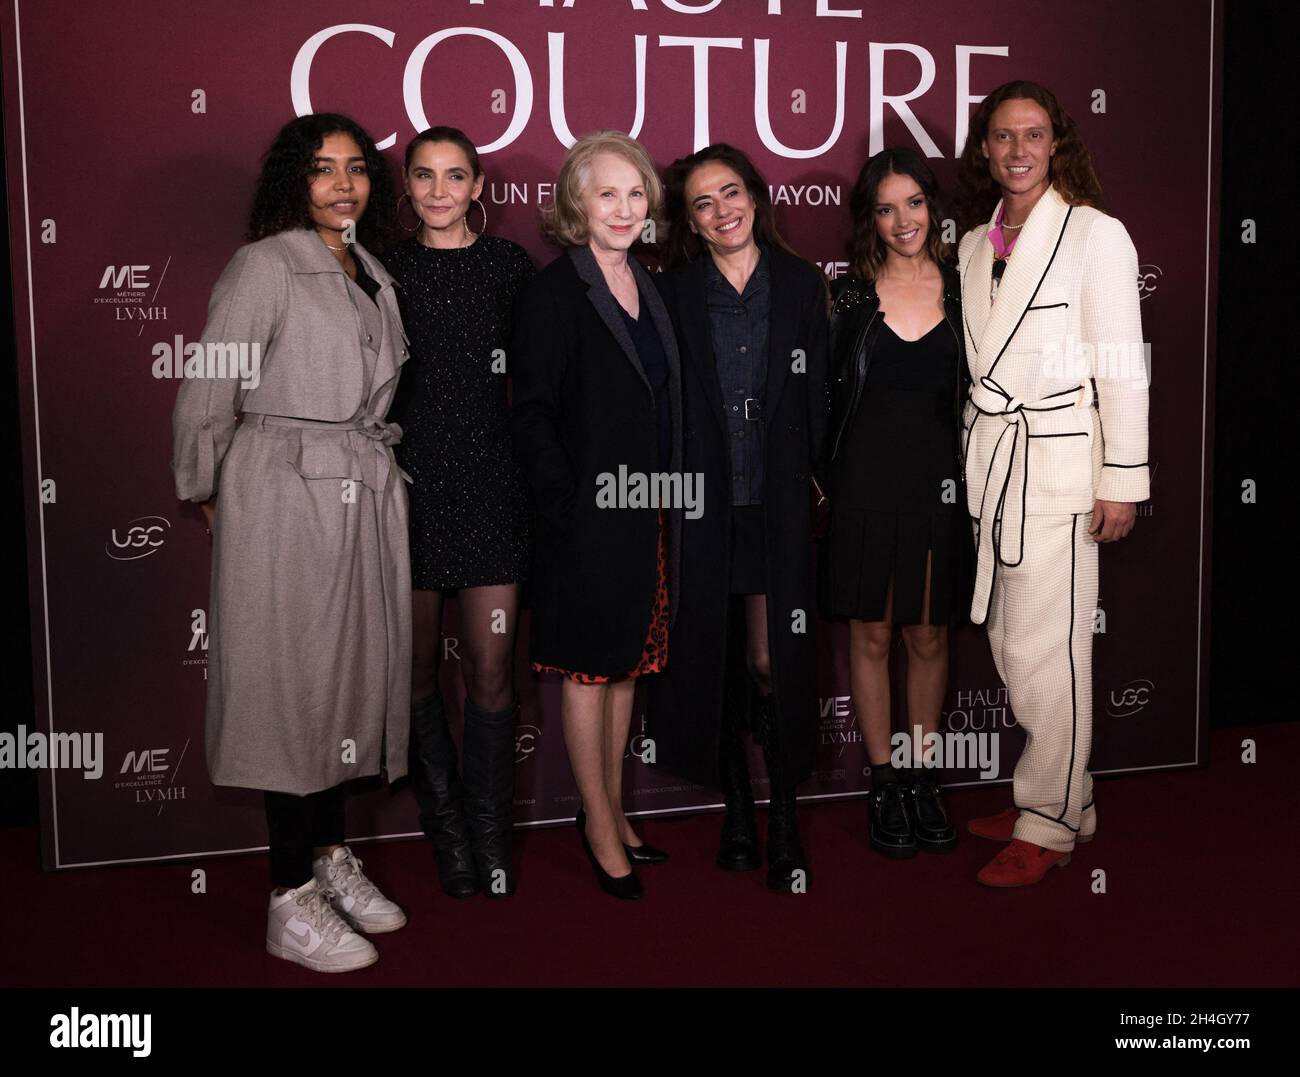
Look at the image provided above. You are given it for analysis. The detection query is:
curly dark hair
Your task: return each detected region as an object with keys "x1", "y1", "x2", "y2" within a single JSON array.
[
  {"x1": 846, "y1": 146, "x2": 952, "y2": 280},
  {"x1": 954, "y1": 80, "x2": 1104, "y2": 236},
  {"x1": 660, "y1": 143, "x2": 802, "y2": 271},
  {"x1": 247, "y1": 113, "x2": 397, "y2": 251}
]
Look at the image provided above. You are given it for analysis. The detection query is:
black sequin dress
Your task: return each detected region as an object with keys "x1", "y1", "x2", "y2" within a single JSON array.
[{"x1": 383, "y1": 233, "x2": 535, "y2": 590}]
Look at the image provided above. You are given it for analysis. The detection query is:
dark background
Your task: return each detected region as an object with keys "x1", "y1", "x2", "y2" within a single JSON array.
[{"x1": 0, "y1": 6, "x2": 1283, "y2": 829}]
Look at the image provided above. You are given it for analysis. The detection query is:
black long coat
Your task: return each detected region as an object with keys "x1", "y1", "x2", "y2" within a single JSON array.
[
  {"x1": 646, "y1": 246, "x2": 829, "y2": 789},
  {"x1": 511, "y1": 245, "x2": 683, "y2": 676}
]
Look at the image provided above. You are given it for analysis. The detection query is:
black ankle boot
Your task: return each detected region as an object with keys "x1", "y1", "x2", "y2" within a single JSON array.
[
  {"x1": 759, "y1": 703, "x2": 810, "y2": 893},
  {"x1": 869, "y1": 774, "x2": 917, "y2": 859},
  {"x1": 716, "y1": 721, "x2": 761, "y2": 872},
  {"x1": 462, "y1": 699, "x2": 519, "y2": 898},
  {"x1": 906, "y1": 771, "x2": 958, "y2": 852},
  {"x1": 410, "y1": 693, "x2": 479, "y2": 898}
]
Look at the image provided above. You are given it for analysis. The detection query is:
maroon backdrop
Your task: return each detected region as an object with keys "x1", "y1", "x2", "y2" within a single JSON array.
[{"x1": 0, "y1": 0, "x2": 1220, "y2": 869}]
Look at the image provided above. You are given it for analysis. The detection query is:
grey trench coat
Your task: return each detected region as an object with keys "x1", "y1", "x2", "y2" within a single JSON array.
[{"x1": 171, "y1": 227, "x2": 412, "y2": 795}]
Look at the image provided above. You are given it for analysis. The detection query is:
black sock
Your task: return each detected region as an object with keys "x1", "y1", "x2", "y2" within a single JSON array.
[
  {"x1": 870, "y1": 762, "x2": 898, "y2": 788},
  {"x1": 913, "y1": 765, "x2": 943, "y2": 788}
]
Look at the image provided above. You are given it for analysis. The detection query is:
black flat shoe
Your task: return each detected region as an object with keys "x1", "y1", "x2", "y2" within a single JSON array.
[
  {"x1": 869, "y1": 780, "x2": 917, "y2": 859},
  {"x1": 906, "y1": 774, "x2": 958, "y2": 853},
  {"x1": 623, "y1": 840, "x2": 670, "y2": 865},
  {"x1": 576, "y1": 809, "x2": 644, "y2": 900}
]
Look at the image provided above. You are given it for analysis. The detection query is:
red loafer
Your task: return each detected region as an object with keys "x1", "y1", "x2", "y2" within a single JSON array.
[
  {"x1": 968, "y1": 807, "x2": 1094, "y2": 844},
  {"x1": 976, "y1": 837, "x2": 1071, "y2": 887},
  {"x1": 967, "y1": 807, "x2": 1019, "y2": 841}
]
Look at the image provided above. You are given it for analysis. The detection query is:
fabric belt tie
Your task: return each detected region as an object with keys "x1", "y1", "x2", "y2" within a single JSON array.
[
  {"x1": 348, "y1": 418, "x2": 409, "y2": 497},
  {"x1": 245, "y1": 413, "x2": 409, "y2": 495},
  {"x1": 967, "y1": 377, "x2": 1088, "y2": 625}
]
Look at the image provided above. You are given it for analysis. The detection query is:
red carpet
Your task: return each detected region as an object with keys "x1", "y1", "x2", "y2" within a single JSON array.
[{"x1": 3, "y1": 722, "x2": 1295, "y2": 988}]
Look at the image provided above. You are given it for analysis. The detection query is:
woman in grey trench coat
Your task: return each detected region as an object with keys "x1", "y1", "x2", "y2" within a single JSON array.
[{"x1": 171, "y1": 114, "x2": 411, "y2": 974}]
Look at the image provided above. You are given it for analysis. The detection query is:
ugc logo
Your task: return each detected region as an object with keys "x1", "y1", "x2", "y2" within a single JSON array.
[
  {"x1": 515, "y1": 724, "x2": 540, "y2": 764},
  {"x1": 1137, "y1": 265, "x2": 1163, "y2": 301},
  {"x1": 107, "y1": 516, "x2": 170, "y2": 561},
  {"x1": 1106, "y1": 679, "x2": 1153, "y2": 718}
]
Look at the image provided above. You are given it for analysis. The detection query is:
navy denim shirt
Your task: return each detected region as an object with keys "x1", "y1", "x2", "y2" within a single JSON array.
[{"x1": 705, "y1": 246, "x2": 770, "y2": 506}]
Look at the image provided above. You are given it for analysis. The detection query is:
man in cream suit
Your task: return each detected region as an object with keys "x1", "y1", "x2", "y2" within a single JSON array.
[{"x1": 955, "y1": 83, "x2": 1149, "y2": 886}]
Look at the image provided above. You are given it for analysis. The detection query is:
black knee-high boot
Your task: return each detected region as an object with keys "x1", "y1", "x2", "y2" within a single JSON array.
[
  {"x1": 758, "y1": 695, "x2": 811, "y2": 892},
  {"x1": 717, "y1": 609, "x2": 761, "y2": 871},
  {"x1": 410, "y1": 692, "x2": 479, "y2": 898},
  {"x1": 462, "y1": 698, "x2": 519, "y2": 897},
  {"x1": 716, "y1": 715, "x2": 761, "y2": 872}
]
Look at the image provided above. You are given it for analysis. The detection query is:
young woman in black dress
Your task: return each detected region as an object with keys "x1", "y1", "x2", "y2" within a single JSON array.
[
  {"x1": 383, "y1": 127, "x2": 535, "y2": 899},
  {"x1": 820, "y1": 147, "x2": 971, "y2": 860}
]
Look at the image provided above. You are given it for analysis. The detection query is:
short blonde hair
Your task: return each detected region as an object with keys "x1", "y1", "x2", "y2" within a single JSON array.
[{"x1": 541, "y1": 130, "x2": 663, "y2": 247}]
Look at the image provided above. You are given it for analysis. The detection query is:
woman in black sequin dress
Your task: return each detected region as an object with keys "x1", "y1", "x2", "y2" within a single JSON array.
[{"x1": 383, "y1": 127, "x2": 534, "y2": 900}]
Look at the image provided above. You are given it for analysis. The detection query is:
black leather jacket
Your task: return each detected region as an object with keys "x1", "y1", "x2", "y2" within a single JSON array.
[{"x1": 825, "y1": 264, "x2": 969, "y2": 476}]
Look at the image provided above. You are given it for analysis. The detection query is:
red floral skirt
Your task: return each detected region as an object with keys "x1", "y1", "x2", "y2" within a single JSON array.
[{"x1": 533, "y1": 510, "x2": 669, "y2": 683}]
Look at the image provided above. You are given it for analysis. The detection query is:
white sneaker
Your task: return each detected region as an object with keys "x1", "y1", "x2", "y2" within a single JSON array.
[
  {"x1": 313, "y1": 845, "x2": 408, "y2": 934},
  {"x1": 266, "y1": 877, "x2": 378, "y2": 973}
]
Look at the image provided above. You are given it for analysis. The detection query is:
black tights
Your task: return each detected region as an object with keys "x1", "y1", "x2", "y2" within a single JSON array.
[
  {"x1": 739, "y1": 593, "x2": 772, "y2": 696},
  {"x1": 721, "y1": 593, "x2": 776, "y2": 742},
  {"x1": 412, "y1": 584, "x2": 520, "y2": 710},
  {"x1": 264, "y1": 784, "x2": 345, "y2": 889}
]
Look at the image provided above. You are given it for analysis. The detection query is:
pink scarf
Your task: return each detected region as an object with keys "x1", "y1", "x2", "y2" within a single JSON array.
[
  {"x1": 988, "y1": 204, "x2": 1019, "y2": 302},
  {"x1": 989, "y1": 203, "x2": 1019, "y2": 259}
]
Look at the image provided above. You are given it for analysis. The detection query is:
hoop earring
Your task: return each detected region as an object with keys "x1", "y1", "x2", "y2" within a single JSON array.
[
  {"x1": 464, "y1": 198, "x2": 487, "y2": 237},
  {"x1": 396, "y1": 193, "x2": 422, "y2": 235}
]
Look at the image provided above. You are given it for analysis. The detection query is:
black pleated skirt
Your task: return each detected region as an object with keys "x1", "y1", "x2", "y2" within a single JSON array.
[
  {"x1": 820, "y1": 508, "x2": 965, "y2": 624},
  {"x1": 818, "y1": 388, "x2": 970, "y2": 625}
]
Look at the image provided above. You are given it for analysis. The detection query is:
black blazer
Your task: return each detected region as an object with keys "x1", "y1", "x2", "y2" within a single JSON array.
[{"x1": 511, "y1": 245, "x2": 683, "y2": 676}]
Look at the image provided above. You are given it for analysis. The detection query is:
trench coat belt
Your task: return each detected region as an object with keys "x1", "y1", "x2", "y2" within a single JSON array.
[
  {"x1": 348, "y1": 417, "x2": 410, "y2": 496},
  {"x1": 966, "y1": 377, "x2": 1089, "y2": 625},
  {"x1": 244, "y1": 412, "x2": 411, "y2": 499}
]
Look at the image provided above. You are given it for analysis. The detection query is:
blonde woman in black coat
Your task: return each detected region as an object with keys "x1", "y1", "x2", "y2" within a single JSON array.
[{"x1": 512, "y1": 131, "x2": 683, "y2": 900}]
